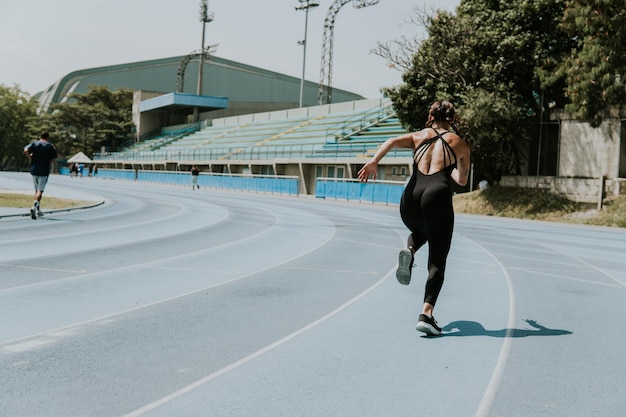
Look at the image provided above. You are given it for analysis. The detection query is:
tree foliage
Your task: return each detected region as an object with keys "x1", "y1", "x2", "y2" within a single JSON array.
[
  {"x1": 0, "y1": 85, "x2": 39, "y2": 171},
  {"x1": 375, "y1": 0, "x2": 573, "y2": 182},
  {"x1": 42, "y1": 85, "x2": 135, "y2": 159},
  {"x1": 541, "y1": 0, "x2": 626, "y2": 127}
]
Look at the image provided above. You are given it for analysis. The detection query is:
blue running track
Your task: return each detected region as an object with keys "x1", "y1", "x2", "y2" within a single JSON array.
[{"x1": 1, "y1": 172, "x2": 624, "y2": 417}]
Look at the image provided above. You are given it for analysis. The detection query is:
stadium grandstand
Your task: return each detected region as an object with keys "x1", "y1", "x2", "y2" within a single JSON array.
[
  {"x1": 94, "y1": 97, "x2": 413, "y2": 195},
  {"x1": 40, "y1": 54, "x2": 416, "y2": 198}
]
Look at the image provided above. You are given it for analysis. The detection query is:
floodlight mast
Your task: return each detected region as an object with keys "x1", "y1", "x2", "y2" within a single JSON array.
[
  {"x1": 197, "y1": 0, "x2": 214, "y2": 96},
  {"x1": 177, "y1": 44, "x2": 218, "y2": 94},
  {"x1": 296, "y1": 1, "x2": 320, "y2": 108},
  {"x1": 318, "y1": 0, "x2": 380, "y2": 105}
]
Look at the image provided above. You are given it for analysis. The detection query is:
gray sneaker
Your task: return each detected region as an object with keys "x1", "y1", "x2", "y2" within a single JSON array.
[
  {"x1": 395, "y1": 248, "x2": 413, "y2": 285},
  {"x1": 416, "y1": 314, "x2": 442, "y2": 336},
  {"x1": 34, "y1": 202, "x2": 43, "y2": 218}
]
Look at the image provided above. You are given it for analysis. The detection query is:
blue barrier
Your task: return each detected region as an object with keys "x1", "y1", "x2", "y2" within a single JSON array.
[
  {"x1": 67, "y1": 168, "x2": 397, "y2": 202},
  {"x1": 315, "y1": 178, "x2": 405, "y2": 205},
  {"x1": 98, "y1": 169, "x2": 136, "y2": 181},
  {"x1": 96, "y1": 169, "x2": 299, "y2": 196}
]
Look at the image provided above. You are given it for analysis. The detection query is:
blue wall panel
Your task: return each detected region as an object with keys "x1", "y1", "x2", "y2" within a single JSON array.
[
  {"x1": 97, "y1": 169, "x2": 299, "y2": 196},
  {"x1": 315, "y1": 179, "x2": 404, "y2": 205}
]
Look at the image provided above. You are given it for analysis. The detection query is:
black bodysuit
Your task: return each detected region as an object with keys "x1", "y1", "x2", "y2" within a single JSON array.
[{"x1": 399, "y1": 129, "x2": 457, "y2": 306}]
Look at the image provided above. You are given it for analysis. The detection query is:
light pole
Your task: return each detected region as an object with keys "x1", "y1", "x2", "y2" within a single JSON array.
[
  {"x1": 197, "y1": 0, "x2": 214, "y2": 96},
  {"x1": 193, "y1": 0, "x2": 214, "y2": 122},
  {"x1": 296, "y1": 0, "x2": 319, "y2": 108}
]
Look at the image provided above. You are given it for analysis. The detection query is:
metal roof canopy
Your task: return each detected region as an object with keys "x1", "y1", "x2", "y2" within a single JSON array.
[
  {"x1": 67, "y1": 151, "x2": 94, "y2": 164},
  {"x1": 139, "y1": 92, "x2": 228, "y2": 115}
]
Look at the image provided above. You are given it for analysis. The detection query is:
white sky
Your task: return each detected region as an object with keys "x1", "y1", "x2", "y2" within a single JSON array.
[{"x1": 0, "y1": 0, "x2": 459, "y2": 99}]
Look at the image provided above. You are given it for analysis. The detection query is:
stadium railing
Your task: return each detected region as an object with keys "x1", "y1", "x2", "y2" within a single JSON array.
[{"x1": 94, "y1": 142, "x2": 412, "y2": 162}]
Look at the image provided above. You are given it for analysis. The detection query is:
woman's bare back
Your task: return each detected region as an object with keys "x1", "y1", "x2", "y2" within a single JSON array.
[{"x1": 412, "y1": 128, "x2": 462, "y2": 176}]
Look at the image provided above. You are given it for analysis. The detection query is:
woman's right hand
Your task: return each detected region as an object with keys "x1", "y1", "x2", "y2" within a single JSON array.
[{"x1": 357, "y1": 160, "x2": 378, "y2": 182}]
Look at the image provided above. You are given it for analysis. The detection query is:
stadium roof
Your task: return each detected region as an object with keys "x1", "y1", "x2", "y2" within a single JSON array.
[
  {"x1": 37, "y1": 55, "x2": 364, "y2": 116},
  {"x1": 138, "y1": 93, "x2": 228, "y2": 115}
]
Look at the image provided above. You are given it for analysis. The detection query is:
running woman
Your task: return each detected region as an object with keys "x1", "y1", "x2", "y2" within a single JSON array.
[{"x1": 357, "y1": 101, "x2": 471, "y2": 335}]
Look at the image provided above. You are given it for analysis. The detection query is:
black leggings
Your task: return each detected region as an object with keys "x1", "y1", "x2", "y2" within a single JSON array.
[{"x1": 399, "y1": 168, "x2": 454, "y2": 306}]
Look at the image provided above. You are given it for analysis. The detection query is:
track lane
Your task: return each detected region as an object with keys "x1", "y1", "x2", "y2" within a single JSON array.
[
  {"x1": 456, "y1": 216, "x2": 626, "y2": 417},
  {"x1": 2, "y1": 173, "x2": 625, "y2": 417},
  {"x1": 2, "y1": 178, "x2": 410, "y2": 416}
]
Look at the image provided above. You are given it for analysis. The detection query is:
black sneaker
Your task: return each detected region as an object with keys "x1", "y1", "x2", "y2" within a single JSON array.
[
  {"x1": 416, "y1": 314, "x2": 442, "y2": 336},
  {"x1": 30, "y1": 207, "x2": 37, "y2": 220},
  {"x1": 396, "y1": 248, "x2": 413, "y2": 285}
]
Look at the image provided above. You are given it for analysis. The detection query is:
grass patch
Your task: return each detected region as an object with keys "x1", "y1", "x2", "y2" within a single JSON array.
[
  {"x1": 0, "y1": 192, "x2": 92, "y2": 210},
  {"x1": 579, "y1": 195, "x2": 626, "y2": 228},
  {"x1": 453, "y1": 185, "x2": 626, "y2": 228}
]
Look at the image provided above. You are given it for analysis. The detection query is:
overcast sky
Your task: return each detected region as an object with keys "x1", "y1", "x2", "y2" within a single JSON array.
[{"x1": 0, "y1": 0, "x2": 459, "y2": 99}]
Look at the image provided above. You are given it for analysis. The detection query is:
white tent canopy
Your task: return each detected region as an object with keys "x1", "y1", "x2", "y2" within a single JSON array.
[{"x1": 67, "y1": 151, "x2": 93, "y2": 164}]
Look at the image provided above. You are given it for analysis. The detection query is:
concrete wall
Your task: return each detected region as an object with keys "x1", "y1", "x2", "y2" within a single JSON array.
[
  {"x1": 133, "y1": 91, "x2": 168, "y2": 139},
  {"x1": 559, "y1": 118, "x2": 621, "y2": 178},
  {"x1": 501, "y1": 112, "x2": 625, "y2": 202},
  {"x1": 500, "y1": 175, "x2": 625, "y2": 203}
]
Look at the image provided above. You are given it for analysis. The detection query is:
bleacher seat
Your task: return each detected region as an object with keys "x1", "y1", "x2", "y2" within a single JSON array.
[{"x1": 95, "y1": 101, "x2": 410, "y2": 162}]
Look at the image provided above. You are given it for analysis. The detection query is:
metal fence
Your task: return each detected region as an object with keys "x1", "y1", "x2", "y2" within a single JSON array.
[{"x1": 93, "y1": 143, "x2": 412, "y2": 162}]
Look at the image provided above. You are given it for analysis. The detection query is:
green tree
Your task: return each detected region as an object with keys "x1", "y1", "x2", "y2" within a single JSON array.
[
  {"x1": 375, "y1": 0, "x2": 571, "y2": 183},
  {"x1": 0, "y1": 85, "x2": 39, "y2": 171},
  {"x1": 541, "y1": 0, "x2": 626, "y2": 127},
  {"x1": 46, "y1": 85, "x2": 135, "y2": 158}
]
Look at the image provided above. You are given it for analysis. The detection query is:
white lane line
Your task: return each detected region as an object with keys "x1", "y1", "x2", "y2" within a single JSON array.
[
  {"x1": 279, "y1": 265, "x2": 380, "y2": 275},
  {"x1": 510, "y1": 267, "x2": 623, "y2": 287},
  {"x1": 334, "y1": 236, "x2": 401, "y2": 250},
  {"x1": 119, "y1": 269, "x2": 392, "y2": 417},
  {"x1": 0, "y1": 217, "x2": 337, "y2": 351},
  {"x1": 465, "y1": 239, "x2": 555, "y2": 253},
  {"x1": 489, "y1": 227, "x2": 626, "y2": 288},
  {"x1": 544, "y1": 246, "x2": 626, "y2": 288},
  {"x1": 145, "y1": 266, "x2": 243, "y2": 274},
  {"x1": 484, "y1": 251, "x2": 592, "y2": 267},
  {"x1": 148, "y1": 265, "x2": 380, "y2": 276},
  {"x1": 0, "y1": 208, "x2": 282, "y2": 294},
  {"x1": 458, "y1": 236, "x2": 516, "y2": 417},
  {"x1": 1, "y1": 197, "x2": 192, "y2": 245},
  {"x1": 0, "y1": 263, "x2": 87, "y2": 273},
  {"x1": 447, "y1": 256, "x2": 499, "y2": 267},
  {"x1": 0, "y1": 232, "x2": 247, "y2": 294}
]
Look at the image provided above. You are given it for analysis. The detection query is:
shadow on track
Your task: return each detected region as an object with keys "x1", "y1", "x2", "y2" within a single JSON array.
[{"x1": 441, "y1": 319, "x2": 572, "y2": 338}]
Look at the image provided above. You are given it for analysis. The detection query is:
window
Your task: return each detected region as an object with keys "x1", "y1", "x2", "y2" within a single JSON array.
[{"x1": 318, "y1": 165, "x2": 345, "y2": 179}]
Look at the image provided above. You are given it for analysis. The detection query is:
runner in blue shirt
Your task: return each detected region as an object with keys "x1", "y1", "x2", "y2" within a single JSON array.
[{"x1": 23, "y1": 131, "x2": 58, "y2": 219}]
